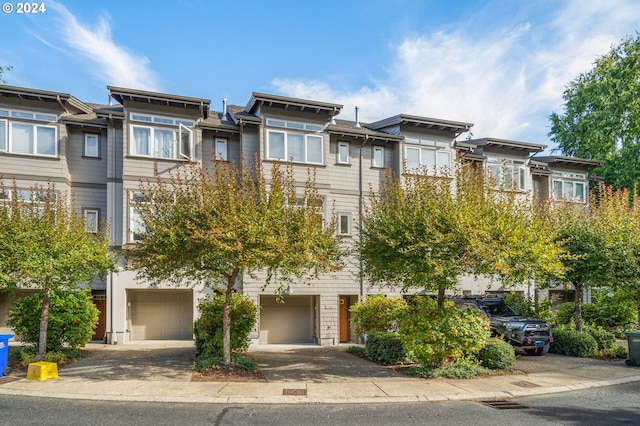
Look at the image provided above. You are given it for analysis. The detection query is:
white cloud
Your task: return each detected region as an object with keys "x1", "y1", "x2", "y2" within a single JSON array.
[
  {"x1": 48, "y1": 1, "x2": 160, "y2": 91},
  {"x1": 270, "y1": 0, "x2": 640, "y2": 145}
]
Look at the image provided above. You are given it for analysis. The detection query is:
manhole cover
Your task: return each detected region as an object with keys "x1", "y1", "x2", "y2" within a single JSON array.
[
  {"x1": 282, "y1": 388, "x2": 307, "y2": 396},
  {"x1": 0, "y1": 376, "x2": 20, "y2": 385},
  {"x1": 512, "y1": 380, "x2": 541, "y2": 388},
  {"x1": 480, "y1": 400, "x2": 527, "y2": 410}
]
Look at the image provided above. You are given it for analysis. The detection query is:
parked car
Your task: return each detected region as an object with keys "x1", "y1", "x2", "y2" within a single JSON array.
[{"x1": 449, "y1": 295, "x2": 553, "y2": 355}]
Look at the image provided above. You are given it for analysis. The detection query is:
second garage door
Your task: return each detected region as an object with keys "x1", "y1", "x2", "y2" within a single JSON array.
[
  {"x1": 259, "y1": 295, "x2": 315, "y2": 344},
  {"x1": 129, "y1": 290, "x2": 193, "y2": 340}
]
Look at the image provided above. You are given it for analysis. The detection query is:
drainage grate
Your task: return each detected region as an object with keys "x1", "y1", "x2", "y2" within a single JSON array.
[
  {"x1": 282, "y1": 388, "x2": 307, "y2": 396},
  {"x1": 511, "y1": 380, "x2": 541, "y2": 388},
  {"x1": 480, "y1": 400, "x2": 527, "y2": 410},
  {"x1": 0, "y1": 376, "x2": 20, "y2": 385}
]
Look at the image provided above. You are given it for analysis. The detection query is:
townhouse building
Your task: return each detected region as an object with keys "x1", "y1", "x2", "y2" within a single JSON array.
[{"x1": 0, "y1": 84, "x2": 601, "y2": 346}]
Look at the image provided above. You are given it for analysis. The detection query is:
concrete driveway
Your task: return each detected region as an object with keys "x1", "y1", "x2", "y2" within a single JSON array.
[
  {"x1": 248, "y1": 344, "x2": 413, "y2": 382},
  {"x1": 58, "y1": 341, "x2": 195, "y2": 381}
]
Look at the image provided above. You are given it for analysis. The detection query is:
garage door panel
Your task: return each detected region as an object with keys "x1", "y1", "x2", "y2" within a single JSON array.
[
  {"x1": 259, "y1": 295, "x2": 314, "y2": 344},
  {"x1": 129, "y1": 290, "x2": 193, "y2": 340}
]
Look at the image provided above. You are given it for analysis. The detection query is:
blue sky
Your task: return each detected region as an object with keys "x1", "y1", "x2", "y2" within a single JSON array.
[{"x1": 0, "y1": 0, "x2": 638, "y2": 149}]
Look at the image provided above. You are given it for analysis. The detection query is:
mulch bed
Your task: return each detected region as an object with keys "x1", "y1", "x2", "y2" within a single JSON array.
[{"x1": 191, "y1": 364, "x2": 267, "y2": 382}]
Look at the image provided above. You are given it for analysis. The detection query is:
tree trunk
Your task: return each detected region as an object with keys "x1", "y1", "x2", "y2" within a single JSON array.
[
  {"x1": 574, "y1": 282, "x2": 583, "y2": 332},
  {"x1": 637, "y1": 288, "x2": 640, "y2": 329},
  {"x1": 222, "y1": 282, "x2": 233, "y2": 366},
  {"x1": 437, "y1": 286, "x2": 445, "y2": 308},
  {"x1": 38, "y1": 286, "x2": 51, "y2": 360}
]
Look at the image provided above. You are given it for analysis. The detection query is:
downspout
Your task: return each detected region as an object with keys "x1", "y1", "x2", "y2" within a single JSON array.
[
  {"x1": 358, "y1": 137, "x2": 368, "y2": 301},
  {"x1": 109, "y1": 113, "x2": 118, "y2": 344}
]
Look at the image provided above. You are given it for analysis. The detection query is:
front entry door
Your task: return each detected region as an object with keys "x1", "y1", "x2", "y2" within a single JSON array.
[{"x1": 339, "y1": 296, "x2": 348, "y2": 342}]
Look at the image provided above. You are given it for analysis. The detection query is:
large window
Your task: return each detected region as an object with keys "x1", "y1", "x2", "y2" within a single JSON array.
[
  {"x1": 405, "y1": 145, "x2": 451, "y2": 176},
  {"x1": 0, "y1": 108, "x2": 58, "y2": 157},
  {"x1": 266, "y1": 119, "x2": 324, "y2": 165},
  {"x1": 487, "y1": 157, "x2": 527, "y2": 191},
  {"x1": 552, "y1": 172, "x2": 586, "y2": 202},
  {"x1": 129, "y1": 112, "x2": 194, "y2": 160}
]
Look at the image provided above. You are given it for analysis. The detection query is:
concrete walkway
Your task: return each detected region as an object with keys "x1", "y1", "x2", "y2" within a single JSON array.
[{"x1": 1, "y1": 341, "x2": 639, "y2": 404}]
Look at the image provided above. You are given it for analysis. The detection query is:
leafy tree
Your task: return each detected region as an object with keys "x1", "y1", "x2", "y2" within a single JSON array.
[
  {"x1": 549, "y1": 34, "x2": 640, "y2": 190},
  {"x1": 0, "y1": 65, "x2": 11, "y2": 84},
  {"x1": 126, "y1": 157, "x2": 343, "y2": 365},
  {"x1": 7, "y1": 289, "x2": 99, "y2": 352},
  {"x1": 359, "y1": 161, "x2": 565, "y2": 306},
  {"x1": 0, "y1": 182, "x2": 114, "y2": 358}
]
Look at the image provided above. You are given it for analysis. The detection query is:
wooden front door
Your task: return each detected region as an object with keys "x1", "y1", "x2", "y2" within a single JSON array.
[
  {"x1": 339, "y1": 296, "x2": 348, "y2": 343},
  {"x1": 92, "y1": 292, "x2": 107, "y2": 341}
]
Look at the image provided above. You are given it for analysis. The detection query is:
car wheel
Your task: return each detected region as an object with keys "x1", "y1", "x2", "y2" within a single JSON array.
[{"x1": 525, "y1": 342, "x2": 550, "y2": 356}]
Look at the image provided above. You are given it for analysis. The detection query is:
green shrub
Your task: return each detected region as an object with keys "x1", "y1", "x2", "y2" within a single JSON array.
[
  {"x1": 399, "y1": 297, "x2": 491, "y2": 368},
  {"x1": 585, "y1": 326, "x2": 616, "y2": 350},
  {"x1": 349, "y1": 294, "x2": 407, "y2": 336},
  {"x1": 365, "y1": 332, "x2": 405, "y2": 364},
  {"x1": 346, "y1": 345, "x2": 367, "y2": 358},
  {"x1": 13, "y1": 346, "x2": 82, "y2": 366},
  {"x1": 477, "y1": 338, "x2": 516, "y2": 369},
  {"x1": 550, "y1": 328, "x2": 597, "y2": 357},
  {"x1": 406, "y1": 356, "x2": 490, "y2": 379},
  {"x1": 554, "y1": 294, "x2": 637, "y2": 337},
  {"x1": 7, "y1": 289, "x2": 98, "y2": 352},
  {"x1": 193, "y1": 292, "x2": 257, "y2": 358},
  {"x1": 194, "y1": 353, "x2": 258, "y2": 373}
]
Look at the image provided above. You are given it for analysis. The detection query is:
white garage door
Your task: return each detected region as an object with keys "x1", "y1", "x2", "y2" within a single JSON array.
[
  {"x1": 129, "y1": 290, "x2": 193, "y2": 340},
  {"x1": 259, "y1": 295, "x2": 315, "y2": 344}
]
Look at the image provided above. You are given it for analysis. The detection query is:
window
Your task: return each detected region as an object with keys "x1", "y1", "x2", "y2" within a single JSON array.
[
  {"x1": 0, "y1": 108, "x2": 57, "y2": 157},
  {"x1": 405, "y1": 146, "x2": 451, "y2": 175},
  {"x1": 487, "y1": 158, "x2": 526, "y2": 191},
  {"x1": 373, "y1": 146, "x2": 384, "y2": 168},
  {"x1": 84, "y1": 209, "x2": 99, "y2": 233},
  {"x1": 552, "y1": 172, "x2": 587, "y2": 202},
  {"x1": 266, "y1": 119, "x2": 324, "y2": 165},
  {"x1": 337, "y1": 142, "x2": 350, "y2": 164},
  {"x1": 4, "y1": 189, "x2": 58, "y2": 216},
  {"x1": 130, "y1": 123, "x2": 193, "y2": 160},
  {"x1": 129, "y1": 191, "x2": 151, "y2": 242},
  {"x1": 215, "y1": 139, "x2": 228, "y2": 161},
  {"x1": 338, "y1": 213, "x2": 351, "y2": 235},
  {"x1": 267, "y1": 130, "x2": 323, "y2": 164},
  {"x1": 84, "y1": 134, "x2": 99, "y2": 157}
]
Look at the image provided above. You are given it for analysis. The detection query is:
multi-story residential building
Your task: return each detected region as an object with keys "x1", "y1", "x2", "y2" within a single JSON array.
[{"x1": 0, "y1": 84, "x2": 601, "y2": 346}]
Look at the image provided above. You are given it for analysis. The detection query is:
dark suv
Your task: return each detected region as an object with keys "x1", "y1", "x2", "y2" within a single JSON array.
[{"x1": 450, "y1": 295, "x2": 553, "y2": 356}]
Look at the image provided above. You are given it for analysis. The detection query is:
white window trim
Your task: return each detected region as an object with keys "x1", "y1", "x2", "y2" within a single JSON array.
[
  {"x1": 215, "y1": 138, "x2": 228, "y2": 161},
  {"x1": 373, "y1": 146, "x2": 385, "y2": 168},
  {"x1": 129, "y1": 123, "x2": 193, "y2": 161},
  {"x1": 84, "y1": 208, "x2": 99, "y2": 233},
  {"x1": 267, "y1": 130, "x2": 324, "y2": 165},
  {"x1": 487, "y1": 158, "x2": 527, "y2": 191},
  {"x1": 337, "y1": 141, "x2": 350, "y2": 164},
  {"x1": 0, "y1": 119, "x2": 6, "y2": 152},
  {"x1": 338, "y1": 213, "x2": 352, "y2": 236},
  {"x1": 405, "y1": 146, "x2": 451, "y2": 175},
  {"x1": 84, "y1": 134, "x2": 100, "y2": 158},
  {"x1": 129, "y1": 191, "x2": 153, "y2": 243},
  {"x1": 552, "y1": 178, "x2": 587, "y2": 203},
  {"x1": 6, "y1": 121, "x2": 57, "y2": 157}
]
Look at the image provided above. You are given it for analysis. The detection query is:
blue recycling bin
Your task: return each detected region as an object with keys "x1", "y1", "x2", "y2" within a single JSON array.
[{"x1": 0, "y1": 334, "x2": 14, "y2": 377}]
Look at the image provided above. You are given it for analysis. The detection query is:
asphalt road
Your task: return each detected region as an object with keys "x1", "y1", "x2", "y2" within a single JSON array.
[{"x1": 1, "y1": 381, "x2": 639, "y2": 425}]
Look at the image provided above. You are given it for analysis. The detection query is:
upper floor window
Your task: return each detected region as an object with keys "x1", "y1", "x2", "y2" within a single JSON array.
[
  {"x1": 215, "y1": 138, "x2": 228, "y2": 161},
  {"x1": 130, "y1": 122, "x2": 193, "y2": 160},
  {"x1": 338, "y1": 213, "x2": 351, "y2": 236},
  {"x1": 0, "y1": 108, "x2": 58, "y2": 157},
  {"x1": 373, "y1": 146, "x2": 385, "y2": 168},
  {"x1": 552, "y1": 172, "x2": 586, "y2": 202},
  {"x1": 1, "y1": 188, "x2": 58, "y2": 216},
  {"x1": 405, "y1": 140, "x2": 451, "y2": 176},
  {"x1": 337, "y1": 142, "x2": 350, "y2": 164},
  {"x1": 84, "y1": 134, "x2": 100, "y2": 158},
  {"x1": 129, "y1": 191, "x2": 152, "y2": 242},
  {"x1": 84, "y1": 208, "x2": 99, "y2": 233},
  {"x1": 266, "y1": 119, "x2": 323, "y2": 165},
  {"x1": 487, "y1": 157, "x2": 526, "y2": 191}
]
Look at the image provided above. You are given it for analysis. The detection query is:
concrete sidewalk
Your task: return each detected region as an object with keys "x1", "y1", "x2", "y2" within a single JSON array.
[{"x1": 1, "y1": 341, "x2": 639, "y2": 404}]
